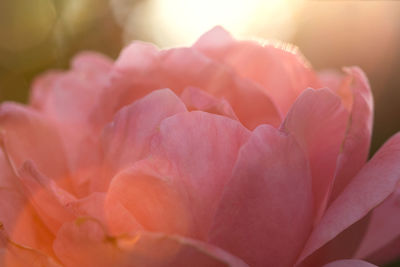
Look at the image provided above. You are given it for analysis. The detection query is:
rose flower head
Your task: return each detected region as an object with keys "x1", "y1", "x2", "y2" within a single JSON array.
[{"x1": 0, "y1": 27, "x2": 399, "y2": 267}]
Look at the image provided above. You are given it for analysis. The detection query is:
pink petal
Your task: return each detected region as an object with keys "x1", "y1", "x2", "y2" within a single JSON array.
[
  {"x1": 318, "y1": 70, "x2": 353, "y2": 110},
  {"x1": 101, "y1": 43, "x2": 281, "y2": 129},
  {"x1": 281, "y1": 88, "x2": 349, "y2": 221},
  {"x1": 96, "y1": 89, "x2": 187, "y2": 191},
  {"x1": 355, "y1": 185, "x2": 400, "y2": 259},
  {"x1": 297, "y1": 132, "x2": 400, "y2": 264},
  {"x1": 193, "y1": 26, "x2": 235, "y2": 55},
  {"x1": 194, "y1": 27, "x2": 321, "y2": 116},
  {"x1": 53, "y1": 218, "x2": 248, "y2": 267},
  {"x1": 180, "y1": 86, "x2": 238, "y2": 120},
  {"x1": 209, "y1": 125, "x2": 313, "y2": 267},
  {"x1": 329, "y1": 67, "x2": 373, "y2": 203},
  {"x1": 30, "y1": 52, "x2": 112, "y2": 127},
  {"x1": 322, "y1": 259, "x2": 377, "y2": 267},
  {"x1": 364, "y1": 236, "x2": 400, "y2": 265},
  {"x1": 114, "y1": 41, "x2": 159, "y2": 72},
  {"x1": 29, "y1": 53, "x2": 114, "y2": 195},
  {"x1": 0, "y1": 103, "x2": 69, "y2": 187},
  {"x1": 151, "y1": 111, "x2": 251, "y2": 238},
  {"x1": 159, "y1": 47, "x2": 282, "y2": 128}
]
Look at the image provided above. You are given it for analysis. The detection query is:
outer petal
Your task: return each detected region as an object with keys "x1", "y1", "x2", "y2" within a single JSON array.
[
  {"x1": 329, "y1": 67, "x2": 374, "y2": 203},
  {"x1": 30, "y1": 52, "x2": 112, "y2": 124},
  {"x1": 29, "y1": 53, "x2": 113, "y2": 196},
  {"x1": 297, "y1": 132, "x2": 400, "y2": 264},
  {"x1": 0, "y1": 228, "x2": 61, "y2": 267},
  {"x1": 17, "y1": 161, "x2": 75, "y2": 234},
  {"x1": 0, "y1": 103, "x2": 69, "y2": 187},
  {"x1": 209, "y1": 125, "x2": 313, "y2": 267},
  {"x1": 194, "y1": 26, "x2": 321, "y2": 116},
  {"x1": 53, "y1": 219, "x2": 248, "y2": 267},
  {"x1": 281, "y1": 88, "x2": 349, "y2": 220},
  {"x1": 0, "y1": 150, "x2": 54, "y2": 258},
  {"x1": 365, "y1": 236, "x2": 400, "y2": 265},
  {"x1": 322, "y1": 259, "x2": 377, "y2": 267},
  {"x1": 96, "y1": 89, "x2": 187, "y2": 191},
  {"x1": 355, "y1": 185, "x2": 400, "y2": 260},
  {"x1": 150, "y1": 111, "x2": 251, "y2": 238}
]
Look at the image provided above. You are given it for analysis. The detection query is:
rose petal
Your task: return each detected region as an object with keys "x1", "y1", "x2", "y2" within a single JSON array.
[
  {"x1": 106, "y1": 159, "x2": 194, "y2": 237},
  {"x1": 0, "y1": 151, "x2": 54, "y2": 257},
  {"x1": 151, "y1": 111, "x2": 251, "y2": 238},
  {"x1": 17, "y1": 161, "x2": 75, "y2": 234},
  {"x1": 0, "y1": 103, "x2": 69, "y2": 187},
  {"x1": 119, "y1": 232, "x2": 249, "y2": 267},
  {"x1": 322, "y1": 259, "x2": 377, "y2": 267},
  {"x1": 53, "y1": 218, "x2": 248, "y2": 267},
  {"x1": 329, "y1": 67, "x2": 374, "y2": 203},
  {"x1": 281, "y1": 88, "x2": 349, "y2": 221},
  {"x1": 355, "y1": 185, "x2": 400, "y2": 259},
  {"x1": 209, "y1": 125, "x2": 313, "y2": 267},
  {"x1": 194, "y1": 27, "x2": 321, "y2": 116},
  {"x1": 96, "y1": 89, "x2": 187, "y2": 191},
  {"x1": 180, "y1": 86, "x2": 238, "y2": 120},
  {"x1": 30, "y1": 52, "x2": 112, "y2": 128},
  {"x1": 101, "y1": 42, "x2": 281, "y2": 129},
  {"x1": 298, "y1": 132, "x2": 400, "y2": 264},
  {"x1": 365, "y1": 236, "x2": 400, "y2": 265}
]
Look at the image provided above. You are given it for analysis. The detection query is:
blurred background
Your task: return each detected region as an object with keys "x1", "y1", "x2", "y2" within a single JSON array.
[{"x1": 0, "y1": 0, "x2": 399, "y2": 157}]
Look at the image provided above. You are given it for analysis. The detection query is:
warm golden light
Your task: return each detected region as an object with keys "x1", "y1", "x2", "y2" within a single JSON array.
[{"x1": 112, "y1": 0, "x2": 303, "y2": 47}]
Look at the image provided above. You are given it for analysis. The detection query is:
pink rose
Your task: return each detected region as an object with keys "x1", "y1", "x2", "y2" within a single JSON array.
[{"x1": 0, "y1": 27, "x2": 399, "y2": 267}]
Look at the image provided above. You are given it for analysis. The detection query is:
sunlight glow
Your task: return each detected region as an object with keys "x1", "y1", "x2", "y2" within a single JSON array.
[
  {"x1": 112, "y1": 0, "x2": 303, "y2": 47},
  {"x1": 150, "y1": 0, "x2": 301, "y2": 46}
]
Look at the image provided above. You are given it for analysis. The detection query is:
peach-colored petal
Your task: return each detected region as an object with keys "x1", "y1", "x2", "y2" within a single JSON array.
[
  {"x1": 151, "y1": 111, "x2": 251, "y2": 238},
  {"x1": 322, "y1": 259, "x2": 377, "y2": 267},
  {"x1": 0, "y1": 151, "x2": 55, "y2": 259},
  {"x1": 120, "y1": 232, "x2": 249, "y2": 267},
  {"x1": 17, "y1": 161, "x2": 75, "y2": 234},
  {"x1": 194, "y1": 27, "x2": 321, "y2": 116},
  {"x1": 71, "y1": 192, "x2": 142, "y2": 237},
  {"x1": 0, "y1": 103, "x2": 69, "y2": 187},
  {"x1": 96, "y1": 89, "x2": 187, "y2": 191},
  {"x1": 209, "y1": 125, "x2": 313, "y2": 267},
  {"x1": 181, "y1": 87, "x2": 238, "y2": 120},
  {"x1": 298, "y1": 132, "x2": 400, "y2": 264},
  {"x1": 318, "y1": 69, "x2": 353, "y2": 110},
  {"x1": 281, "y1": 88, "x2": 349, "y2": 221},
  {"x1": 329, "y1": 67, "x2": 373, "y2": 203},
  {"x1": 53, "y1": 218, "x2": 247, "y2": 267},
  {"x1": 0, "y1": 219, "x2": 59, "y2": 267},
  {"x1": 106, "y1": 159, "x2": 194, "y2": 237}
]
